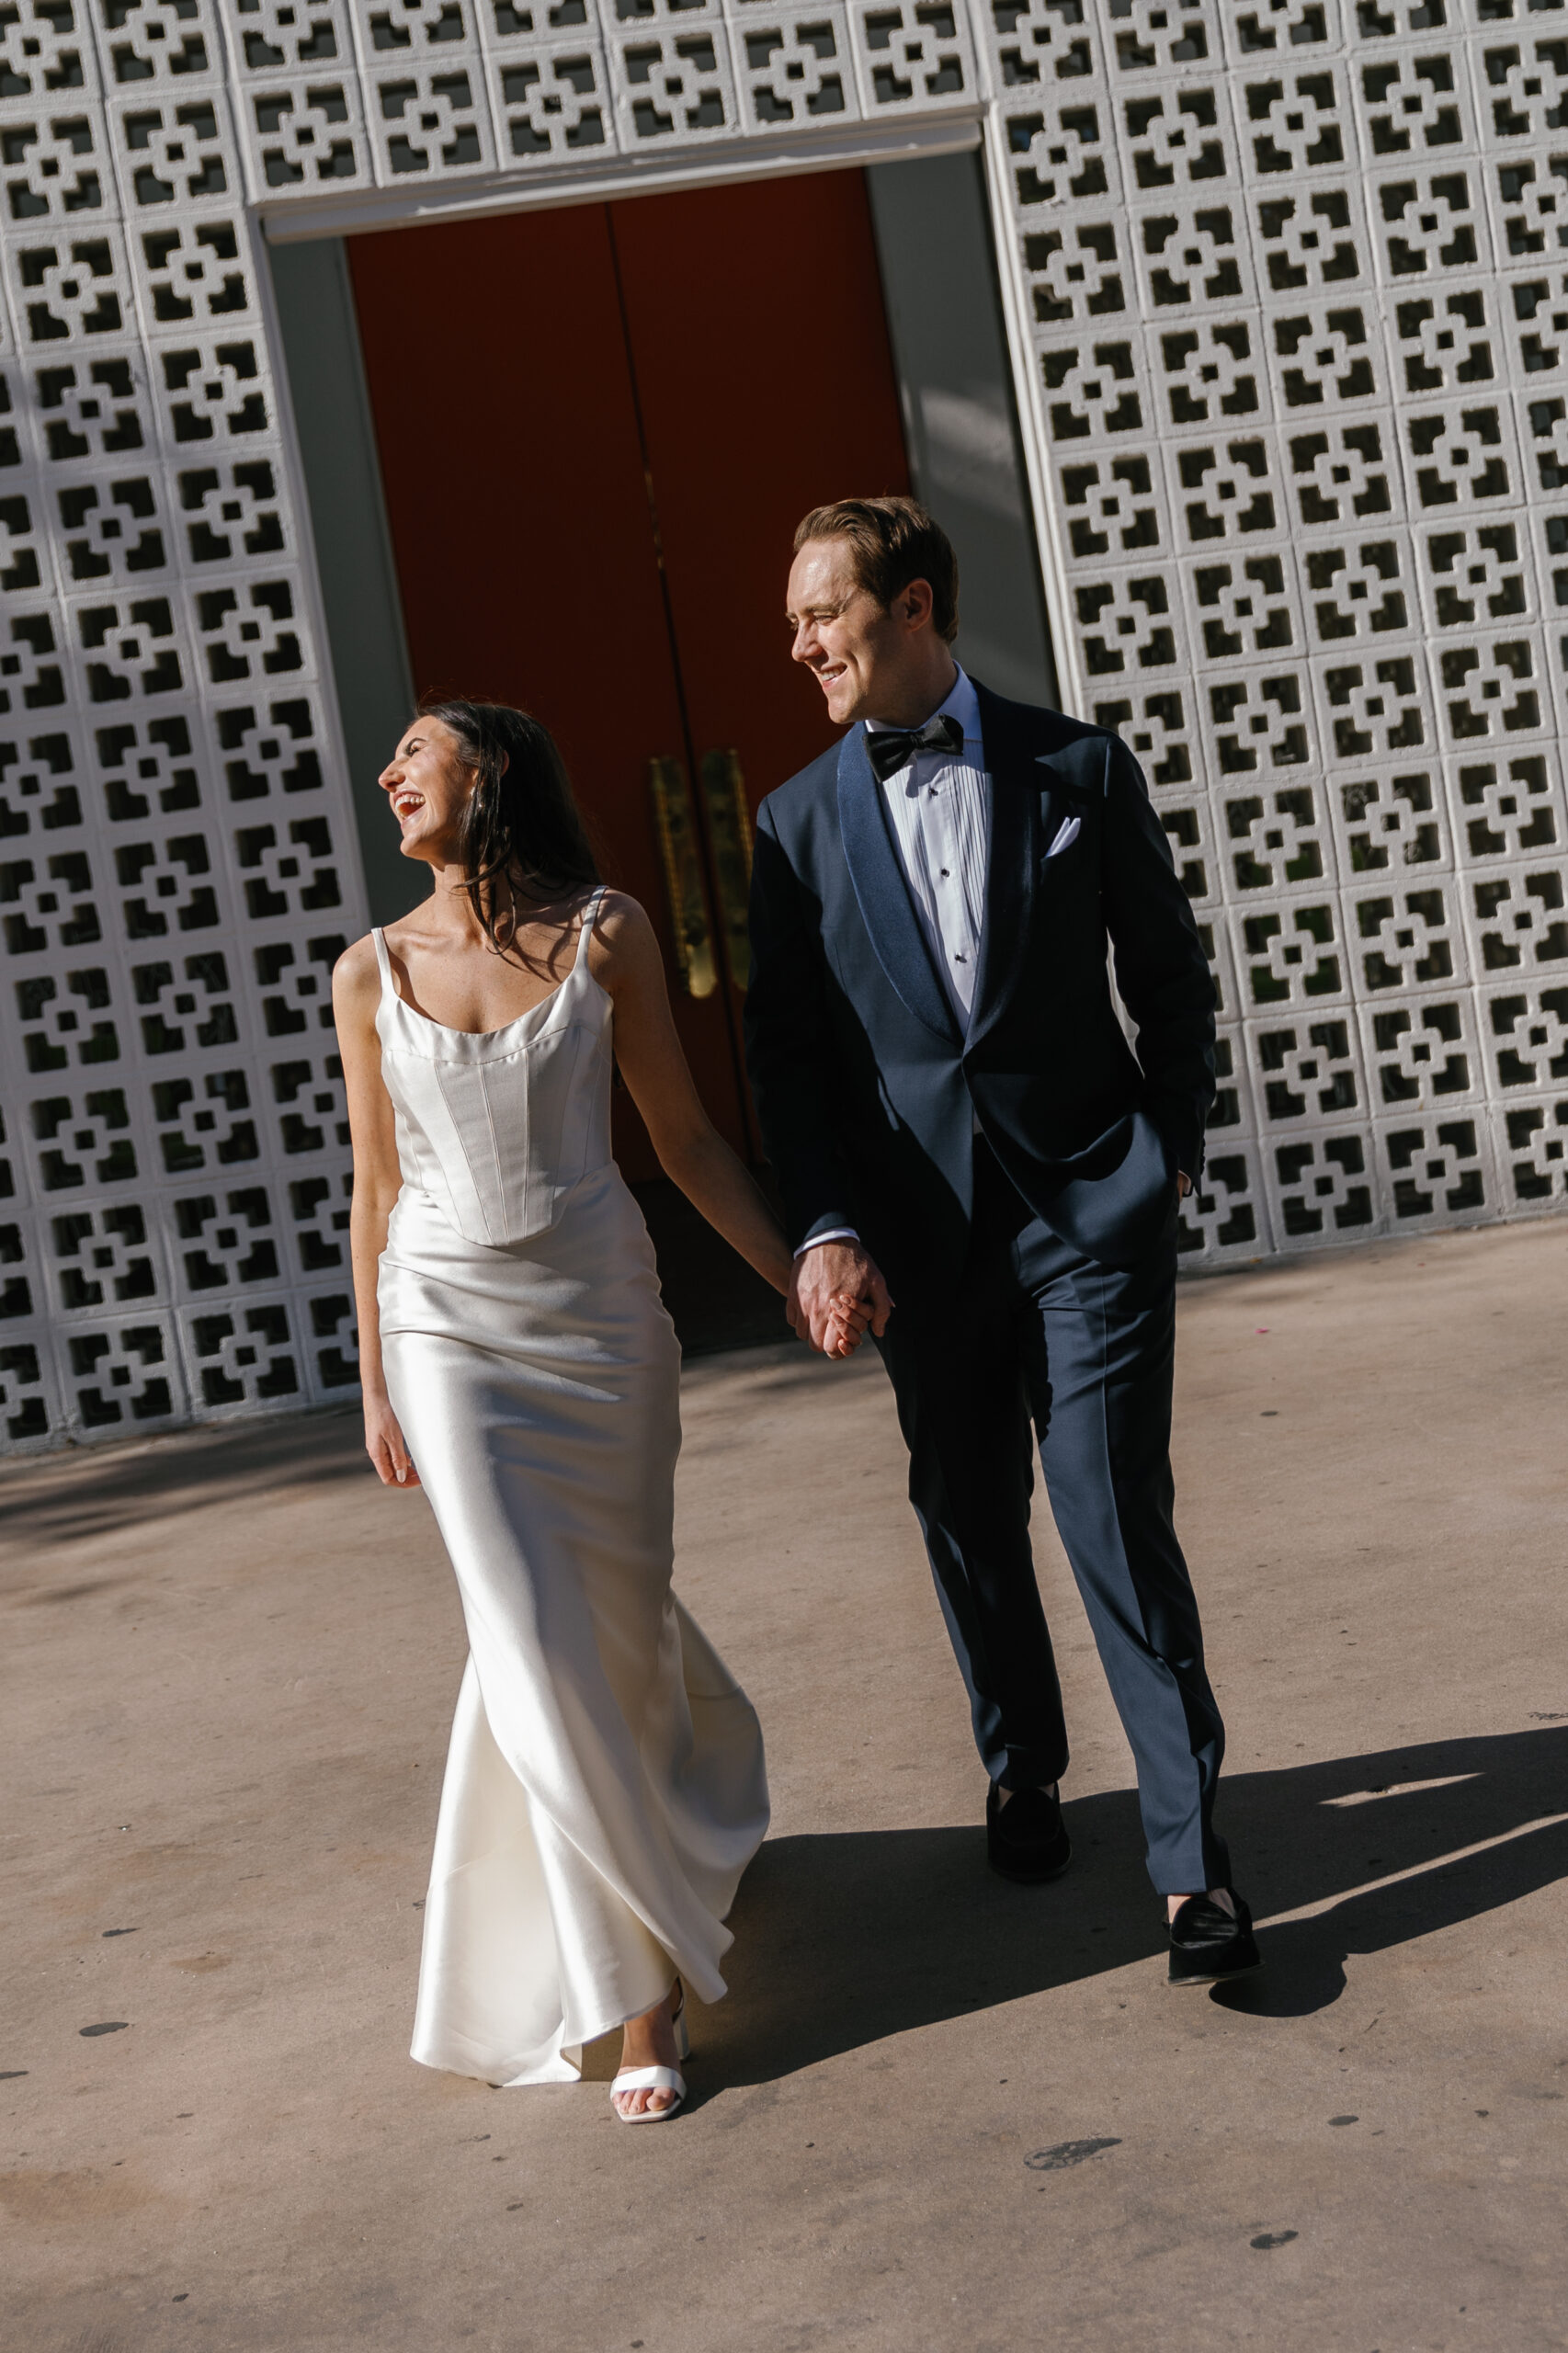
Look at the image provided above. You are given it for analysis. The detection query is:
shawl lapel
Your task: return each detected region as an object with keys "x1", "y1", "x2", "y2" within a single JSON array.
[
  {"x1": 968, "y1": 688, "x2": 1116, "y2": 1054},
  {"x1": 835, "y1": 722, "x2": 962, "y2": 1047},
  {"x1": 966, "y1": 685, "x2": 1046, "y2": 1055}
]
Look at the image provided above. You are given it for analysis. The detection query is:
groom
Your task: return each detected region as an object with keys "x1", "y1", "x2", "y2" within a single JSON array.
[{"x1": 744, "y1": 497, "x2": 1259, "y2": 1984}]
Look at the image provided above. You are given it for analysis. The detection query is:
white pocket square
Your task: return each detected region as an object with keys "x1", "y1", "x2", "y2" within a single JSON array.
[{"x1": 1045, "y1": 815, "x2": 1081, "y2": 858}]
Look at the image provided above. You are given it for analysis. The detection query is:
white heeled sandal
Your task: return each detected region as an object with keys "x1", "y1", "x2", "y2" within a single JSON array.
[{"x1": 610, "y1": 1986, "x2": 689, "y2": 2124}]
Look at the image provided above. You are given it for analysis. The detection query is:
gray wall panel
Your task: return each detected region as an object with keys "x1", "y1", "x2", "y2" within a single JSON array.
[
  {"x1": 270, "y1": 238, "x2": 421, "y2": 926},
  {"x1": 868, "y1": 151, "x2": 1057, "y2": 711}
]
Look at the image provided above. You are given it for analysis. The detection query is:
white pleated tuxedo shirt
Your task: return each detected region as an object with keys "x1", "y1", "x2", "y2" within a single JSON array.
[
  {"x1": 798, "y1": 667, "x2": 990, "y2": 1257},
  {"x1": 866, "y1": 665, "x2": 991, "y2": 1026}
]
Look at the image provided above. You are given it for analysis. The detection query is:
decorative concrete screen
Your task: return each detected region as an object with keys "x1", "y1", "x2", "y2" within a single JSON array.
[
  {"x1": 0, "y1": 0, "x2": 369, "y2": 1452},
  {"x1": 0, "y1": 0, "x2": 1564, "y2": 1450},
  {"x1": 1004, "y1": 0, "x2": 1568, "y2": 1271}
]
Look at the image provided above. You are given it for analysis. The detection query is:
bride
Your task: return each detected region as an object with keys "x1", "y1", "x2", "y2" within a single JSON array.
[{"x1": 334, "y1": 700, "x2": 866, "y2": 2121}]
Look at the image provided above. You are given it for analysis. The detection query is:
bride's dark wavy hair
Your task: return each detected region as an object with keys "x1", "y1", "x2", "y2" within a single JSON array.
[{"x1": 417, "y1": 697, "x2": 600, "y2": 956}]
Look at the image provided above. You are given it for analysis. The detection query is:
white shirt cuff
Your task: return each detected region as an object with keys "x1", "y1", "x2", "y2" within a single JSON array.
[{"x1": 792, "y1": 1228, "x2": 861, "y2": 1258}]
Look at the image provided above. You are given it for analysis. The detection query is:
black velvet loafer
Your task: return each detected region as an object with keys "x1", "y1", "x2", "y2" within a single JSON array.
[
  {"x1": 1166, "y1": 1889, "x2": 1262, "y2": 1986},
  {"x1": 986, "y1": 1781, "x2": 1072, "y2": 1883}
]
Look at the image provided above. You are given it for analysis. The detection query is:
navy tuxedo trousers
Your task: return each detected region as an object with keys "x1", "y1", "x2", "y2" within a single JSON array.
[{"x1": 875, "y1": 1141, "x2": 1230, "y2": 1895}]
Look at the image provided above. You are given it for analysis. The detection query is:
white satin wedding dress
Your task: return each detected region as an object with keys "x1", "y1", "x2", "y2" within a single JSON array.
[{"x1": 370, "y1": 892, "x2": 768, "y2": 2086}]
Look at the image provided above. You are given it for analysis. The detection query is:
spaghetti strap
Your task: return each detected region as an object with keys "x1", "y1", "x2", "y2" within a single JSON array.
[
  {"x1": 370, "y1": 925, "x2": 394, "y2": 1002},
  {"x1": 573, "y1": 886, "x2": 607, "y2": 970}
]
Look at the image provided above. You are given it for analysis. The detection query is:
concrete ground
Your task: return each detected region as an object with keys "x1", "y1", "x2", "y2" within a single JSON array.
[{"x1": 3, "y1": 1220, "x2": 1567, "y2": 2353}]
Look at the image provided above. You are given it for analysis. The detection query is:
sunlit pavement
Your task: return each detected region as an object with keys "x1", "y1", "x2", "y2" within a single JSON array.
[{"x1": 3, "y1": 1218, "x2": 1565, "y2": 2353}]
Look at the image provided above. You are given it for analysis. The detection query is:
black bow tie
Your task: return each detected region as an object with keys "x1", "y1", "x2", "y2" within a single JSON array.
[{"x1": 865, "y1": 711, "x2": 965, "y2": 783}]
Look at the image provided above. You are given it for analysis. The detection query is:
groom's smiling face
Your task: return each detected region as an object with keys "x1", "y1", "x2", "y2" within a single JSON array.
[{"x1": 787, "y1": 536, "x2": 927, "y2": 726}]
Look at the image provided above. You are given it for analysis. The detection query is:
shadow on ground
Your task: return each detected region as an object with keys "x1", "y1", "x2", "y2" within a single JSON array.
[
  {"x1": 0, "y1": 1407, "x2": 370, "y2": 1552},
  {"x1": 691, "y1": 1729, "x2": 1568, "y2": 2086}
]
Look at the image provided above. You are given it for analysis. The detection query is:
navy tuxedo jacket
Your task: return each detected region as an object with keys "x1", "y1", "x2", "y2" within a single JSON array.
[{"x1": 744, "y1": 681, "x2": 1216, "y2": 1288}]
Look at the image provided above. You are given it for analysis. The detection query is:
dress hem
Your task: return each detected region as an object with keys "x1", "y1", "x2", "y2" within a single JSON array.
[{"x1": 411, "y1": 1962, "x2": 722, "y2": 2090}]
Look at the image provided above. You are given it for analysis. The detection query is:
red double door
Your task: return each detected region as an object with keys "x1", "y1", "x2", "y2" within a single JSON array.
[{"x1": 349, "y1": 171, "x2": 910, "y2": 1178}]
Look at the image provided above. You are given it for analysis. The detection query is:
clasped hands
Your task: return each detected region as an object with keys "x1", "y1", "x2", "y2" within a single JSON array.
[
  {"x1": 787, "y1": 1239, "x2": 894, "y2": 1361},
  {"x1": 790, "y1": 1176, "x2": 1192, "y2": 1360}
]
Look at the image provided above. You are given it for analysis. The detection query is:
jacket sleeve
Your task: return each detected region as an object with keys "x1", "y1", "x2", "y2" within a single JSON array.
[
  {"x1": 1099, "y1": 733, "x2": 1217, "y2": 1184},
  {"x1": 744, "y1": 800, "x2": 859, "y2": 1250}
]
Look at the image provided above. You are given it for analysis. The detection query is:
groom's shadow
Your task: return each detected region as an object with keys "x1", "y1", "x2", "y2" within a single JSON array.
[{"x1": 690, "y1": 1726, "x2": 1568, "y2": 2084}]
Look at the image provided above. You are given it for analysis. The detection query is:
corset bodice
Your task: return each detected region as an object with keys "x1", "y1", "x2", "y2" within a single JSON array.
[{"x1": 372, "y1": 892, "x2": 613, "y2": 1247}]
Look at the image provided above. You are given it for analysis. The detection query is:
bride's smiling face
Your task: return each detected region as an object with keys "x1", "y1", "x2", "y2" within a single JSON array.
[{"x1": 380, "y1": 719, "x2": 473, "y2": 862}]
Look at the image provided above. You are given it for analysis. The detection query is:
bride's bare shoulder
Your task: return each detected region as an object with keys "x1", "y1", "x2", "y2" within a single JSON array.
[
  {"x1": 589, "y1": 889, "x2": 655, "y2": 945},
  {"x1": 332, "y1": 932, "x2": 383, "y2": 1011},
  {"x1": 590, "y1": 886, "x2": 650, "y2": 930},
  {"x1": 586, "y1": 890, "x2": 663, "y2": 986},
  {"x1": 334, "y1": 931, "x2": 381, "y2": 983}
]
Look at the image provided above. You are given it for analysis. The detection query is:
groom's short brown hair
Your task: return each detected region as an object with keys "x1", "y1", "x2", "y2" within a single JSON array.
[{"x1": 793, "y1": 496, "x2": 960, "y2": 643}]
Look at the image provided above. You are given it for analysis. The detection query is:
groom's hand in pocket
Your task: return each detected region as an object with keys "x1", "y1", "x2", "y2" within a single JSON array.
[{"x1": 790, "y1": 1241, "x2": 894, "y2": 1357}]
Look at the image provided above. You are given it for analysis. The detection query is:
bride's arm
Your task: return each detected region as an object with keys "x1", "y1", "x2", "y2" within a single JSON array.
[
  {"x1": 595, "y1": 893, "x2": 866, "y2": 1351},
  {"x1": 333, "y1": 938, "x2": 421, "y2": 1486}
]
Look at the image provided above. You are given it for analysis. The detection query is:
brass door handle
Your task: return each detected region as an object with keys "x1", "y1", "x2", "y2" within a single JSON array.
[
  {"x1": 648, "y1": 756, "x2": 718, "y2": 999},
  {"x1": 699, "y1": 748, "x2": 753, "y2": 994}
]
